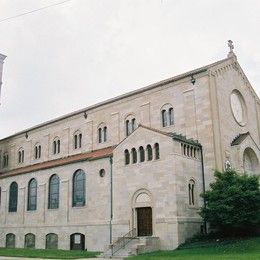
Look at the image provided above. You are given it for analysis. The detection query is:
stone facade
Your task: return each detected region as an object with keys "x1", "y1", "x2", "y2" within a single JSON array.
[{"x1": 0, "y1": 50, "x2": 259, "y2": 251}]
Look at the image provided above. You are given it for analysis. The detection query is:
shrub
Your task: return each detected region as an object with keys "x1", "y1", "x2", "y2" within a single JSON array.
[{"x1": 200, "y1": 170, "x2": 260, "y2": 236}]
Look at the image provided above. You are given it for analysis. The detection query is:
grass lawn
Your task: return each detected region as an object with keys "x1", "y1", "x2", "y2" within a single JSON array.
[
  {"x1": 129, "y1": 236, "x2": 260, "y2": 260},
  {"x1": 0, "y1": 248, "x2": 99, "y2": 259}
]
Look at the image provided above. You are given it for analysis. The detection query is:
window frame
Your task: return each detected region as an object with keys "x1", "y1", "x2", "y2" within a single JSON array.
[
  {"x1": 72, "y1": 169, "x2": 86, "y2": 207},
  {"x1": 27, "y1": 178, "x2": 37, "y2": 211}
]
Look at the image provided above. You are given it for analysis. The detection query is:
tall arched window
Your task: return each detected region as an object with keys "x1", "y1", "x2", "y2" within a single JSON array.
[
  {"x1": 161, "y1": 104, "x2": 174, "y2": 127},
  {"x1": 131, "y1": 148, "x2": 137, "y2": 164},
  {"x1": 139, "y1": 146, "x2": 145, "y2": 162},
  {"x1": 24, "y1": 233, "x2": 35, "y2": 248},
  {"x1": 46, "y1": 233, "x2": 58, "y2": 249},
  {"x1": 104, "y1": 126, "x2": 107, "y2": 142},
  {"x1": 6, "y1": 233, "x2": 15, "y2": 248},
  {"x1": 9, "y1": 182, "x2": 18, "y2": 212},
  {"x1": 125, "y1": 149, "x2": 130, "y2": 165},
  {"x1": 154, "y1": 143, "x2": 160, "y2": 160},
  {"x1": 28, "y1": 178, "x2": 37, "y2": 211},
  {"x1": 147, "y1": 145, "x2": 153, "y2": 161},
  {"x1": 48, "y1": 174, "x2": 60, "y2": 209},
  {"x1": 72, "y1": 170, "x2": 86, "y2": 207},
  {"x1": 161, "y1": 110, "x2": 167, "y2": 127},
  {"x1": 188, "y1": 179, "x2": 196, "y2": 206},
  {"x1": 169, "y1": 107, "x2": 174, "y2": 125}
]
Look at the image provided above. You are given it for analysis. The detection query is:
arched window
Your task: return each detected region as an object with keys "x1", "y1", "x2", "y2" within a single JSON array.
[
  {"x1": 72, "y1": 170, "x2": 86, "y2": 207},
  {"x1": 24, "y1": 233, "x2": 35, "y2": 248},
  {"x1": 131, "y1": 148, "x2": 137, "y2": 164},
  {"x1": 48, "y1": 174, "x2": 59, "y2": 209},
  {"x1": 161, "y1": 109, "x2": 167, "y2": 127},
  {"x1": 154, "y1": 143, "x2": 160, "y2": 160},
  {"x1": 74, "y1": 132, "x2": 82, "y2": 149},
  {"x1": 161, "y1": 104, "x2": 174, "y2": 127},
  {"x1": 188, "y1": 179, "x2": 195, "y2": 206},
  {"x1": 9, "y1": 182, "x2": 18, "y2": 212},
  {"x1": 57, "y1": 140, "x2": 60, "y2": 153},
  {"x1": 28, "y1": 178, "x2": 37, "y2": 211},
  {"x1": 53, "y1": 138, "x2": 61, "y2": 154},
  {"x1": 18, "y1": 148, "x2": 25, "y2": 164},
  {"x1": 98, "y1": 128, "x2": 102, "y2": 143},
  {"x1": 139, "y1": 146, "x2": 145, "y2": 162},
  {"x1": 98, "y1": 124, "x2": 108, "y2": 143},
  {"x1": 125, "y1": 115, "x2": 136, "y2": 136},
  {"x1": 125, "y1": 120, "x2": 130, "y2": 136},
  {"x1": 131, "y1": 118, "x2": 136, "y2": 132},
  {"x1": 169, "y1": 107, "x2": 174, "y2": 125},
  {"x1": 6, "y1": 233, "x2": 15, "y2": 248},
  {"x1": 125, "y1": 149, "x2": 130, "y2": 165},
  {"x1": 70, "y1": 233, "x2": 85, "y2": 250},
  {"x1": 53, "y1": 141, "x2": 57, "y2": 154},
  {"x1": 34, "y1": 144, "x2": 41, "y2": 159},
  {"x1": 46, "y1": 233, "x2": 58, "y2": 249},
  {"x1": 104, "y1": 126, "x2": 107, "y2": 142},
  {"x1": 147, "y1": 145, "x2": 153, "y2": 161}
]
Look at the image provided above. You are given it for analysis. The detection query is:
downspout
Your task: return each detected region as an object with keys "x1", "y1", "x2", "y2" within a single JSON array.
[
  {"x1": 200, "y1": 145, "x2": 207, "y2": 234},
  {"x1": 109, "y1": 156, "x2": 113, "y2": 244}
]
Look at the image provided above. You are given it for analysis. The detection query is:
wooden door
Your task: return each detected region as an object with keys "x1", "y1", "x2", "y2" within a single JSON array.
[{"x1": 137, "y1": 207, "x2": 152, "y2": 236}]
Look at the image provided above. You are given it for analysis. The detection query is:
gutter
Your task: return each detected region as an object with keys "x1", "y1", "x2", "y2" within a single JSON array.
[
  {"x1": 109, "y1": 156, "x2": 113, "y2": 244},
  {"x1": 199, "y1": 144, "x2": 207, "y2": 234}
]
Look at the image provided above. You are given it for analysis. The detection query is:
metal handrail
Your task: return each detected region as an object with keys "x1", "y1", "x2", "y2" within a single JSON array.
[{"x1": 110, "y1": 228, "x2": 137, "y2": 256}]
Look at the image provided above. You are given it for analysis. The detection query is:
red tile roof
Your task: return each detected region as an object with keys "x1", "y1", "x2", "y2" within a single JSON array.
[{"x1": 0, "y1": 146, "x2": 114, "y2": 179}]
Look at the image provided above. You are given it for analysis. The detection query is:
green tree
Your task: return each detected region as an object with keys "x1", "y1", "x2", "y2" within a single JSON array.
[{"x1": 200, "y1": 170, "x2": 260, "y2": 235}]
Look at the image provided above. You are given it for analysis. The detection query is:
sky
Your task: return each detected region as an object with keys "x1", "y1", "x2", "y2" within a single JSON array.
[{"x1": 0, "y1": 0, "x2": 260, "y2": 139}]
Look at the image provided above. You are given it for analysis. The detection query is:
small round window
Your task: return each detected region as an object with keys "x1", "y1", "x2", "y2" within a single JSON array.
[{"x1": 99, "y1": 169, "x2": 105, "y2": 178}]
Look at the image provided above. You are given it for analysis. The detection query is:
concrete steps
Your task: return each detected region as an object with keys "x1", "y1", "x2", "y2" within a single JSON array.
[{"x1": 98, "y1": 237, "x2": 160, "y2": 259}]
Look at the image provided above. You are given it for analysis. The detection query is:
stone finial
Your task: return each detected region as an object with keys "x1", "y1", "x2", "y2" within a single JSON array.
[
  {"x1": 228, "y1": 40, "x2": 234, "y2": 52},
  {"x1": 227, "y1": 40, "x2": 236, "y2": 58}
]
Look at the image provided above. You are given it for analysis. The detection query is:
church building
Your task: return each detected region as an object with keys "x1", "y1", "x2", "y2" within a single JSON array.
[{"x1": 0, "y1": 43, "x2": 259, "y2": 254}]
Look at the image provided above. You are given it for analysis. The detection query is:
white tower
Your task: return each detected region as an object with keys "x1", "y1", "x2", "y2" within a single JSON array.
[{"x1": 0, "y1": 53, "x2": 7, "y2": 105}]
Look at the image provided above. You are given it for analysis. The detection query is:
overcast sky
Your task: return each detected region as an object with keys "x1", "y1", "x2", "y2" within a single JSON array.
[{"x1": 0, "y1": 0, "x2": 260, "y2": 139}]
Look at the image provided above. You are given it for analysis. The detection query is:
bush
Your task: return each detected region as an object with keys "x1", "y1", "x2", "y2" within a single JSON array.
[{"x1": 200, "y1": 170, "x2": 260, "y2": 236}]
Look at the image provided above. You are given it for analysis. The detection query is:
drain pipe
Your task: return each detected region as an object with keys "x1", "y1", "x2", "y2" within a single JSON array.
[
  {"x1": 200, "y1": 145, "x2": 207, "y2": 234},
  {"x1": 109, "y1": 156, "x2": 113, "y2": 244}
]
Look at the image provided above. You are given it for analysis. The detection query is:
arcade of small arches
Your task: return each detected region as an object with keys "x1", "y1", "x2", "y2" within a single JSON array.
[
  {"x1": 124, "y1": 143, "x2": 160, "y2": 165},
  {"x1": 181, "y1": 143, "x2": 200, "y2": 159}
]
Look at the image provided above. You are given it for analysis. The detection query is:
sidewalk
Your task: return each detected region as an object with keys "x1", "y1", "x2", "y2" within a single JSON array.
[{"x1": 0, "y1": 258, "x2": 122, "y2": 260}]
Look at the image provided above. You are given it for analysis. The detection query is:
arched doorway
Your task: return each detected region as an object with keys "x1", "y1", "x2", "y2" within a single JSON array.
[
  {"x1": 132, "y1": 190, "x2": 153, "y2": 237},
  {"x1": 243, "y1": 147, "x2": 259, "y2": 175},
  {"x1": 70, "y1": 233, "x2": 85, "y2": 250}
]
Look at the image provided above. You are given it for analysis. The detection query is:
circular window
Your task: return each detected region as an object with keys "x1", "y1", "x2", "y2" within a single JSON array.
[
  {"x1": 99, "y1": 169, "x2": 105, "y2": 178},
  {"x1": 230, "y1": 90, "x2": 247, "y2": 126}
]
